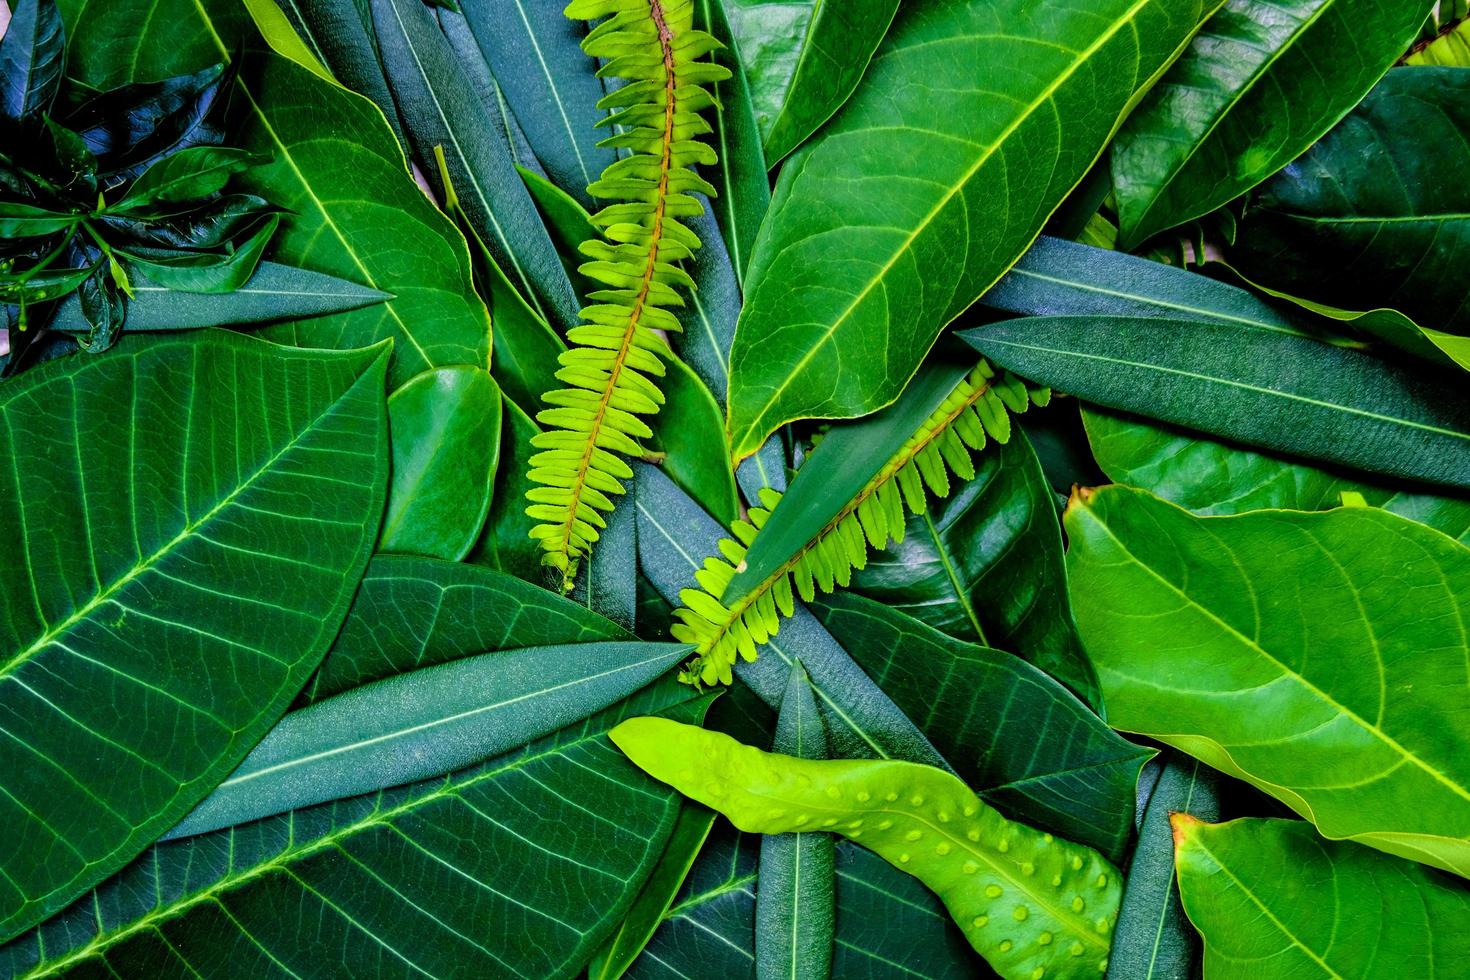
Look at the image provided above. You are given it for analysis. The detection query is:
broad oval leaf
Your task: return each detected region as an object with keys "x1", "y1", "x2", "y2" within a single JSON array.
[
  {"x1": 1112, "y1": 0, "x2": 1429, "y2": 247},
  {"x1": 0, "y1": 331, "x2": 389, "y2": 941},
  {"x1": 59, "y1": 0, "x2": 245, "y2": 89},
  {"x1": 724, "y1": 0, "x2": 1210, "y2": 460},
  {"x1": 962, "y1": 316, "x2": 1470, "y2": 489},
  {"x1": 1066, "y1": 486, "x2": 1470, "y2": 878},
  {"x1": 1232, "y1": 66, "x2": 1470, "y2": 336},
  {"x1": 1173, "y1": 817, "x2": 1470, "y2": 978},
  {"x1": 381, "y1": 366, "x2": 502, "y2": 561},
  {"x1": 0, "y1": 679, "x2": 711, "y2": 979}
]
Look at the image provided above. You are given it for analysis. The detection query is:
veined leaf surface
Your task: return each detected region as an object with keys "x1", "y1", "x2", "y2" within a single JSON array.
[
  {"x1": 0, "y1": 331, "x2": 390, "y2": 941},
  {"x1": 1067, "y1": 486, "x2": 1470, "y2": 878},
  {"x1": 725, "y1": 0, "x2": 1210, "y2": 460}
]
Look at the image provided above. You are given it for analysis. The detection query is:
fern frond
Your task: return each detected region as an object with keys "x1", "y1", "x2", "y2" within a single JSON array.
[
  {"x1": 671, "y1": 362, "x2": 1052, "y2": 686},
  {"x1": 527, "y1": 0, "x2": 729, "y2": 590}
]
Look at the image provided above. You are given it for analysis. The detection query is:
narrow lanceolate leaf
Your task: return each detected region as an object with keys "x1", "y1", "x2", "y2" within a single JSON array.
[
  {"x1": 675, "y1": 359, "x2": 1049, "y2": 686},
  {"x1": 724, "y1": 0, "x2": 1210, "y2": 461},
  {"x1": 458, "y1": 0, "x2": 614, "y2": 208},
  {"x1": 962, "y1": 316, "x2": 1470, "y2": 489},
  {"x1": 614, "y1": 718, "x2": 1123, "y2": 980},
  {"x1": 0, "y1": 331, "x2": 390, "y2": 942},
  {"x1": 815, "y1": 594, "x2": 1149, "y2": 863},
  {"x1": 166, "y1": 640, "x2": 691, "y2": 838},
  {"x1": 1173, "y1": 817, "x2": 1470, "y2": 978},
  {"x1": 1113, "y1": 0, "x2": 1430, "y2": 247},
  {"x1": 757, "y1": 663, "x2": 835, "y2": 980},
  {"x1": 1067, "y1": 486, "x2": 1470, "y2": 878},
  {"x1": 525, "y1": 0, "x2": 731, "y2": 591},
  {"x1": 0, "y1": 680, "x2": 712, "y2": 980},
  {"x1": 370, "y1": 0, "x2": 580, "y2": 334},
  {"x1": 1105, "y1": 755, "x2": 1218, "y2": 980},
  {"x1": 0, "y1": 0, "x2": 66, "y2": 122},
  {"x1": 1232, "y1": 67, "x2": 1470, "y2": 336}
]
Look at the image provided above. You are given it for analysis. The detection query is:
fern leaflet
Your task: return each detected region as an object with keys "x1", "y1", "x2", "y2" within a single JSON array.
[
  {"x1": 527, "y1": 0, "x2": 729, "y2": 590},
  {"x1": 672, "y1": 362, "x2": 1051, "y2": 686}
]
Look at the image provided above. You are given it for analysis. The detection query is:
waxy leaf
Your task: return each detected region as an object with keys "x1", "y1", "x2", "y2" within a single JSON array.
[
  {"x1": 1067, "y1": 486, "x2": 1470, "y2": 878},
  {"x1": 1173, "y1": 817, "x2": 1470, "y2": 978},
  {"x1": 725, "y1": 0, "x2": 1210, "y2": 460},
  {"x1": 962, "y1": 316, "x2": 1470, "y2": 489},
  {"x1": 0, "y1": 679, "x2": 712, "y2": 979},
  {"x1": 381, "y1": 366, "x2": 501, "y2": 561},
  {"x1": 0, "y1": 0, "x2": 66, "y2": 123},
  {"x1": 0, "y1": 331, "x2": 389, "y2": 941},
  {"x1": 1112, "y1": 0, "x2": 1429, "y2": 247}
]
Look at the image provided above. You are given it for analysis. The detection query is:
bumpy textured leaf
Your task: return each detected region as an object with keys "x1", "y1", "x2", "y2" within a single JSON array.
[
  {"x1": 1104, "y1": 754, "x2": 1218, "y2": 980},
  {"x1": 724, "y1": 0, "x2": 1209, "y2": 460},
  {"x1": 614, "y1": 718, "x2": 1123, "y2": 980},
  {"x1": 963, "y1": 316, "x2": 1470, "y2": 489},
  {"x1": 723, "y1": 0, "x2": 899, "y2": 164},
  {"x1": 848, "y1": 428, "x2": 1098, "y2": 705},
  {"x1": 0, "y1": 331, "x2": 389, "y2": 941},
  {"x1": 0, "y1": 679, "x2": 711, "y2": 979},
  {"x1": 1081, "y1": 407, "x2": 1470, "y2": 543},
  {"x1": 1112, "y1": 0, "x2": 1429, "y2": 247},
  {"x1": 1232, "y1": 66, "x2": 1470, "y2": 335},
  {"x1": 1067, "y1": 486, "x2": 1470, "y2": 878},
  {"x1": 381, "y1": 366, "x2": 501, "y2": 561},
  {"x1": 815, "y1": 594, "x2": 1149, "y2": 863},
  {"x1": 1173, "y1": 817, "x2": 1470, "y2": 978}
]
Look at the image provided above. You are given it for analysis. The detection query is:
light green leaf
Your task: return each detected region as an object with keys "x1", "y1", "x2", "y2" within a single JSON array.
[
  {"x1": 725, "y1": 0, "x2": 1210, "y2": 460},
  {"x1": 962, "y1": 316, "x2": 1470, "y2": 489},
  {"x1": 1407, "y1": 14, "x2": 1470, "y2": 65},
  {"x1": 1173, "y1": 817, "x2": 1470, "y2": 978},
  {"x1": 0, "y1": 679, "x2": 712, "y2": 979},
  {"x1": 0, "y1": 331, "x2": 389, "y2": 941},
  {"x1": 381, "y1": 366, "x2": 502, "y2": 561},
  {"x1": 1066, "y1": 485, "x2": 1470, "y2": 878},
  {"x1": 1112, "y1": 0, "x2": 1429, "y2": 247}
]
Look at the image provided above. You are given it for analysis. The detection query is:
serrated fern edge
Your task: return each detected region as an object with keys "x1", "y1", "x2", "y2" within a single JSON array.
[
  {"x1": 672, "y1": 361, "x2": 1052, "y2": 686},
  {"x1": 526, "y1": 0, "x2": 729, "y2": 591}
]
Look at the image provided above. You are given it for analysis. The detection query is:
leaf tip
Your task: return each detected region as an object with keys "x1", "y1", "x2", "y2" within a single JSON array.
[{"x1": 1169, "y1": 811, "x2": 1204, "y2": 850}]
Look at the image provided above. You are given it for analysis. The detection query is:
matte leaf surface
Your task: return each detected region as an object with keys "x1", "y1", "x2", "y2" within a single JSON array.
[
  {"x1": 725, "y1": 0, "x2": 1209, "y2": 459},
  {"x1": 1174, "y1": 817, "x2": 1470, "y2": 978},
  {"x1": 0, "y1": 331, "x2": 389, "y2": 940},
  {"x1": 1066, "y1": 486, "x2": 1470, "y2": 877},
  {"x1": 1112, "y1": 0, "x2": 1428, "y2": 247}
]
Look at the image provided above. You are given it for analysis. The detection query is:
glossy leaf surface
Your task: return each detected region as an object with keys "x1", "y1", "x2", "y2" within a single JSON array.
[
  {"x1": 0, "y1": 331, "x2": 389, "y2": 941},
  {"x1": 1067, "y1": 486, "x2": 1470, "y2": 877}
]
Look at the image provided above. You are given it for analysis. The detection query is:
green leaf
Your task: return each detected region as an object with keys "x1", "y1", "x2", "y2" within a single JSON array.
[
  {"x1": 0, "y1": 0, "x2": 66, "y2": 122},
  {"x1": 369, "y1": 0, "x2": 579, "y2": 334},
  {"x1": 0, "y1": 201, "x2": 80, "y2": 237},
  {"x1": 723, "y1": 0, "x2": 899, "y2": 165},
  {"x1": 1112, "y1": 0, "x2": 1429, "y2": 247},
  {"x1": 58, "y1": 0, "x2": 245, "y2": 91},
  {"x1": 1407, "y1": 14, "x2": 1470, "y2": 65},
  {"x1": 653, "y1": 355, "x2": 740, "y2": 527},
  {"x1": 468, "y1": 394, "x2": 547, "y2": 581},
  {"x1": 49, "y1": 260, "x2": 391, "y2": 333},
  {"x1": 1231, "y1": 66, "x2": 1470, "y2": 337},
  {"x1": 1066, "y1": 485, "x2": 1470, "y2": 878},
  {"x1": 0, "y1": 331, "x2": 389, "y2": 941},
  {"x1": 1105, "y1": 754, "x2": 1218, "y2": 980},
  {"x1": 961, "y1": 315, "x2": 1470, "y2": 490},
  {"x1": 381, "y1": 366, "x2": 501, "y2": 561},
  {"x1": 815, "y1": 593, "x2": 1149, "y2": 864},
  {"x1": 1081, "y1": 407, "x2": 1470, "y2": 543},
  {"x1": 0, "y1": 678, "x2": 712, "y2": 979},
  {"x1": 166, "y1": 639, "x2": 691, "y2": 838},
  {"x1": 112, "y1": 146, "x2": 266, "y2": 211},
  {"x1": 724, "y1": 0, "x2": 1210, "y2": 460},
  {"x1": 456, "y1": 0, "x2": 613, "y2": 209},
  {"x1": 756, "y1": 662, "x2": 835, "y2": 980},
  {"x1": 118, "y1": 212, "x2": 278, "y2": 293},
  {"x1": 848, "y1": 428, "x2": 1100, "y2": 706},
  {"x1": 1173, "y1": 817, "x2": 1470, "y2": 978}
]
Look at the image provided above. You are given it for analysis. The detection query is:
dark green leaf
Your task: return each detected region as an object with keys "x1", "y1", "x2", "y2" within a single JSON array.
[
  {"x1": 468, "y1": 395, "x2": 547, "y2": 582},
  {"x1": 814, "y1": 593, "x2": 1148, "y2": 862},
  {"x1": 381, "y1": 366, "x2": 501, "y2": 561},
  {"x1": 0, "y1": 0, "x2": 66, "y2": 123},
  {"x1": 112, "y1": 146, "x2": 266, "y2": 211},
  {"x1": 1232, "y1": 66, "x2": 1470, "y2": 336},
  {"x1": 725, "y1": 0, "x2": 1211, "y2": 460},
  {"x1": 577, "y1": 483, "x2": 640, "y2": 630},
  {"x1": 652, "y1": 354, "x2": 740, "y2": 527},
  {"x1": 962, "y1": 315, "x2": 1470, "y2": 489},
  {"x1": 74, "y1": 263, "x2": 123, "y2": 351},
  {"x1": 118, "y1": 211, "x2": 277, "y2": 293},
  {"x1": 0, "y1": 331, "x2": 389, "y2": 941},
  {"x1": 1113, "y1": 0, "x2": 1429, "y2": 247},
  {"x1": 0, "y1": 201, "x2": 79, "y2": 237},
  {"x1": 64, "y1": 62, "x2": 228, "y2": 180},
  {"x1": 434, "y1": 6, "x2": 543, "y2": 174},
  {"x1": 58, "y1": 0, "x2": 245, "y2": 90}
]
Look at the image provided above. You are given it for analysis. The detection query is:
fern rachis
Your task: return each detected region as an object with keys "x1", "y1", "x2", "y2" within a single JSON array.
[{"x1": 527, "y1": 0, "x2": 727, "y2": 590}]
